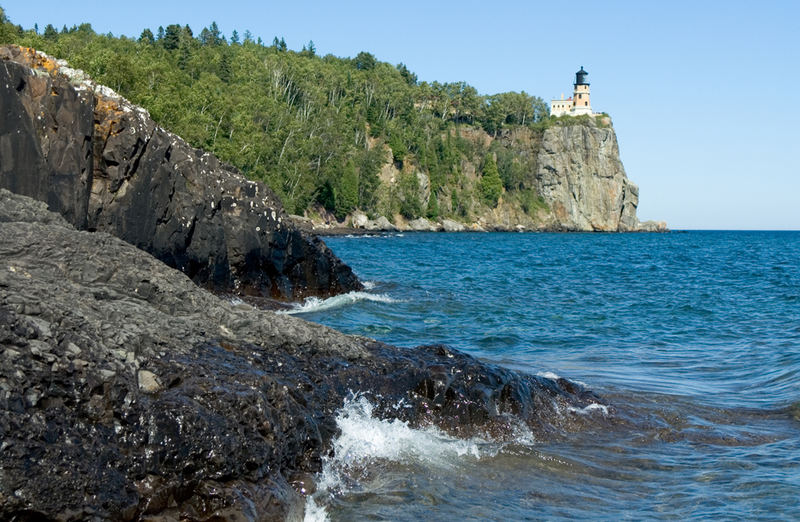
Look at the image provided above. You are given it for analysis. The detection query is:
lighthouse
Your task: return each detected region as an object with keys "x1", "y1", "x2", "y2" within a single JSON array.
[
  {"x1": 571, "y1": 66, "x2": 592, "y2": 115},
  {"x1": 549, "y1": 66, "x2": 594, "y2": 117}
]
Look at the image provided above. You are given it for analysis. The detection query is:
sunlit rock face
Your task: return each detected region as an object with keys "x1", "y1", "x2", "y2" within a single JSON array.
[{"x1": 535, "y1": 123, "x2": 643, "y2": 232}]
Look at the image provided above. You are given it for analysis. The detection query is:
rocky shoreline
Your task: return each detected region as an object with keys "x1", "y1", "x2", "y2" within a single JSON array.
[
  {"x1": 299, "y1": 214, "x2": 669, "y2": 235},
  {"x1": 0, "y1": 189, "x2": 606, "y2": 520},
  {"x1": 1, "y1": 45, "x2": 633, "y2": 520}
]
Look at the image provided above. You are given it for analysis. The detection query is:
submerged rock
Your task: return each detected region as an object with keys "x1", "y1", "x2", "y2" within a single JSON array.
[
  {"x1": 0, "y1": 189, "x2": 604, "y2": 520},
  {"x1": 0, "y1": 45, "x2": 360, "y2": 299}
]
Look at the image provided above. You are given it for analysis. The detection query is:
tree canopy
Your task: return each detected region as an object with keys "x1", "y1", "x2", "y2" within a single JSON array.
[{"x1": 1, "y1": 13, "x2": 558, "y2": 220}]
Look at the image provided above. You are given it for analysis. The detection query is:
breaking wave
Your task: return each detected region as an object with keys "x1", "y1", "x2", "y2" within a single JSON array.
[
  {"x1": 303, "y1": 394, "x2": 503, "y2": 521},
  {"x1": 279, "y1": 291, "x2": 399, "y2": 315}
]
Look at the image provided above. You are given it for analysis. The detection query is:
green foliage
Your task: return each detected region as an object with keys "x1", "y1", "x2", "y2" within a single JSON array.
[
  {"x1": 491, "y1": 143, "x2": 527, "y2": 191},
  {"x1": 0, "y1": 10, "x2": 572, "y2": 222},
  {"x1": 335, "y1": 160, "x2": 359, "y2": 220},
  {"x1": 517, "y1": 188, "x2": 549, "y2": 215},
  {"x1": 479, "y1": 154, "x2": 503, "y2": 207},
  {"x1": 396, "y1": 63, "x2": 417, "y2": 85},
  {"x1": 357, "y1": 147, "x2": 384, "y2": 210},
  {"x1": 139, "y1": 28, "x2": 155, "y2": 45},
  {"x1": 43, "y1": 24, "x2": 58, "y2": 40},
  {"x1": 162, "y1": 24, "x2": 181, "y2": 50},
  {"x1": 354, "y1": 51, "x2": 376, "y2": 70},
  {"x1": 450, "y1": 189, "x2": 470, "y2": 219},
  {"x1": 426, "y1": 191, "x2": 440, "y2": 219},
  {"x1": 387, "y1": 133, "x2": 407, "y2": 164},
  {"x1": 398, "y1": 172, "x2": 422, "y2": 219},
  {"x1": 0, "y1": 6, "x2": 23, "y2": 43}
]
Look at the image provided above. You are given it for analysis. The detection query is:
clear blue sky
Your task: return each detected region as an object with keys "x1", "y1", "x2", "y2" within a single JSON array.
[{"x1": 4, "y1": 1, "x2": 799, "y2": 229}]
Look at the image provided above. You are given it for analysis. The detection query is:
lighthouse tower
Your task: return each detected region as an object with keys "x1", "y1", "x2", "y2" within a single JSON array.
[{"x1": 572, "y1": 66, "x2": 591, "y2": 115}]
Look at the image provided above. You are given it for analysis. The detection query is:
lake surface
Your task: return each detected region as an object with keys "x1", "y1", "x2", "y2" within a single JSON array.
[{"x1": 294, "y1": 231, "x2": 800, "y2": 520}]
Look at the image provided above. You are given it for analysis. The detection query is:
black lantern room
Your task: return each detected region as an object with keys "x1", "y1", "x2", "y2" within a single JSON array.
[{"x1": 574, "y1": 66, "x2": 589, "y2": 86}]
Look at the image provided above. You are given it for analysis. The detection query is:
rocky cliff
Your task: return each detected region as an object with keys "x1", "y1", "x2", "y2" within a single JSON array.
[
  {"x1": 0, "y1": 45, "x2": 361, "y2": 299},
  {"x1": 310, "y1": 120, "x2": 666, "y2": 234},
  {"x1": 533, "y1": 122, "x2": 649, "y2": 232},
  {"x1": 0, "y1": 189, "x2": 605, "y2": 520}
]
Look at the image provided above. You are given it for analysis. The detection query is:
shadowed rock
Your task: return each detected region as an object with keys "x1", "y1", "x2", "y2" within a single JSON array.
[{"x1": 0, "y1": 45, "x2": 361, "y2": 299}]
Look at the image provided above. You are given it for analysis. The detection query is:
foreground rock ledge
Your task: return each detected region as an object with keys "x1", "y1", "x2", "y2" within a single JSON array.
[
  {"x1": 0, "y1": 190, "x2": 605, "y2": 520},
  {"x1": 0, "y1": 45, "x2": 360, "y2": 300}
]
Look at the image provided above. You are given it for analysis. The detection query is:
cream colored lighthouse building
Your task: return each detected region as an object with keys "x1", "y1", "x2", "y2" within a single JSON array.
[{"x1": 550, "y1": 66, "x2": 593, "y2": 117}]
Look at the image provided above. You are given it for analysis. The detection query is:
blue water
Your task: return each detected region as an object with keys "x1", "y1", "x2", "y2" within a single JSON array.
[{"x1": 300, "y1": 231, "x2": 800, "y2": 520}]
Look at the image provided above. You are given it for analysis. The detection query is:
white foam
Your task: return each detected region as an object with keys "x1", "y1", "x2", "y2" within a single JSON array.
[
  {"x1": 568, "y1": 403, "x2": 609, "y2": 416},
  {"x1": 303, "y1": 497, "x2": 329, "y2": 522},
  {"x1": 280, "y1": 291, "x2": 399, "y2": 315},
  {"x1": 537, "y1": 371, "x2": 588, "y2": 388},
  {"x1": 537, "y1": 371, "x2": 561, "y2": 380},
  {"x1": 331, "y1": 394, "x2": 484, "y2": 464},
  {"x1": 304, "y1": 394, "x2": 491, "y2": 520},
  {"x1": 361, "y1": 280, "x2": 377, "y2": 290}
]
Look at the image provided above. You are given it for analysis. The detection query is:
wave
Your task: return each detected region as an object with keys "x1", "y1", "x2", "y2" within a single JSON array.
[
  {"x1": 568, "y1": 403, "x2": 610, "y2": 416},
  {"x1": 304, "y1": 393, "x2": 500, "y2": 521},
  {"x1": 279, "y1": 291, "x2": 399, "y2": 315}
]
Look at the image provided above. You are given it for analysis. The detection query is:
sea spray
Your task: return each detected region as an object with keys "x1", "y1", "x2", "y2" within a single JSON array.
[
  {"x1": 304, "y1": 393, "x2": 496, "y2": 521},
  {"x1": 280, "y1": 290, "x2": 400, "y2": 315}
]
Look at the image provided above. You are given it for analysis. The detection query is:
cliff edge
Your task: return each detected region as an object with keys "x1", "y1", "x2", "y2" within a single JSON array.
[
  {"x1": 0, "y1": 45, "x2": 361, "y2": 299},
  {"x1": 535, "y1": 122, "x2": 658, "y2": 232}
]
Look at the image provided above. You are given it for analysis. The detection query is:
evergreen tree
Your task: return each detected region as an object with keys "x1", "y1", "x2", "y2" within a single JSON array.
[
  {"x1": 199, "y1": 27, "x2": 212, "y2": 46},
  {"x1": 139, "y1": 28, "x2": 155, "y2": 45},
  {"x1": 163, "y1": 24, "x2": 181, "y2": 50},
  {"x1": 0, "y1": 7, "x2": 13, "y2": 42},
  {"x1": 43, "y1": 23, "x2": 58, "y2": 39},
  {"x1": 396, "y1": 63, "x2": 417, "y2": 85},
  {"x1": 230, "y1": 30, "x2": 240, "y2": 45},
  {"x1": 426, "y1": 191, "x2": 440, "y2": 219},
  {"x1": 208, "y1": 21, "x2": 223, "y2": 45},
  {"x1": 479, "y1": 154, "x2": 503, "y2": 207},
  {"x1": 218, "y1": 51, "x2": 231, "y2": 82},
  {"x1": 354, "y1": 51, "x2": 376, "y2": 70},
  {"x1": 398, "y1": 172, "x2": 422, "y2": 219},
  {"x1": 335, "y1": 160, "x2": 359, "y2": 219}
]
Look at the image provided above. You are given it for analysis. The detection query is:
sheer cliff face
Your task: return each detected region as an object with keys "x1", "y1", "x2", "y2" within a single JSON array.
[
  {"x1": 535, "y1": 123, "x2": 641, "y2": 232},
  {"x1": 0, "y1": 45, "x2": 361, "y2": 299}
]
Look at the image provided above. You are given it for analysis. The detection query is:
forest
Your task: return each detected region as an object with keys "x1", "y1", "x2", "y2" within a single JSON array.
[{"x1": 1, "y1": 8, "x2": 597, "y2": 222}]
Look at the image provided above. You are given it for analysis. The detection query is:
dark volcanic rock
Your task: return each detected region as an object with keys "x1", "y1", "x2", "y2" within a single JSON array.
[
  {"x1": 0, "y1": 45, "x2": 360, "y2": 299},
  {"x1": 0, "y1": 47, "x2": 93, "y2": 229},
  {"x1": 0, "y1": 189, "x2": 604, "y2": 520}
]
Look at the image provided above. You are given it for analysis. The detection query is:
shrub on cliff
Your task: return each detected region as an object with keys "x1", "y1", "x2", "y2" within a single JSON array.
[{"x1": 479, "y1": 154, "x2": 503, "y2": 207}]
